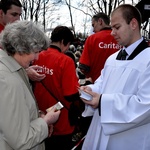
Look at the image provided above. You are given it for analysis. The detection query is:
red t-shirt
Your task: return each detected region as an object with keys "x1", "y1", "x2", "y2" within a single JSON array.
[
  {"x1": 0, "y1": 24, "x2": 4, "y2": 49},
  {"x1": 79, "y1": 29, "x2": 121, "y2": 82},
  {"x1": 33, "y1": 47, "x2": 79, "y2": 135},
  {"x1": 0, "y1": 23, "x2": 4, "y2": 33}
]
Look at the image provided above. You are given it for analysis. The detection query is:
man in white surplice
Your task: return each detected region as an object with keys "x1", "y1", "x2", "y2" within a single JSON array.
[{"x1": 80, "y1": 4, "x2": 150, "y2": 150}]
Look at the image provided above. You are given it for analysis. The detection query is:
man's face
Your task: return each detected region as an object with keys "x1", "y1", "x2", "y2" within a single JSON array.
[
  {"x1": 110, "y1": 10, "x2": 134, "y2": 47},
  {"x1": 2, "y1": 5, "x2": 22, "y2": 25},
  {"x1": 92, "y1": 18, "x2": 101, "y2": 33}
]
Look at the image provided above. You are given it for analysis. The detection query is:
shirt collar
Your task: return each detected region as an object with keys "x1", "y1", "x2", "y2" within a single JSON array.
[
  {"x1": 123, "y1": 37, "x2": 143, "y2": 56},
  {"x1": 0, "y1": 50, "x2": 21, "y2": 72}
]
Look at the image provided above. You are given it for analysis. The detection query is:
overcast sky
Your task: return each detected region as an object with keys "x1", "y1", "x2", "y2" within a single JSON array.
[{"x1": 45, "y1": 0, "x2": 144, "y2": 36}]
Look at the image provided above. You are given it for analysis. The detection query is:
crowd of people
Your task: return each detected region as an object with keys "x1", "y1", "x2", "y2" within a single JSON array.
[{"x1": 0, "y1": 0, "x2": 150, "y2": 150}]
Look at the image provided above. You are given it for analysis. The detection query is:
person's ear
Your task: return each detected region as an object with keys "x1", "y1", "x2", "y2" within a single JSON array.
[
  {"x1": 98, "y1": 18, "x2": 103, "y2": 25},
  {"x1": 62, "y1": 39, "x2": 68, "y2": 46},
  {"x1": 0, "y1": 9, "x2": 5, "y2": 19},
  {"x1": 61, "y1": 39, "x2": 64, "y2": 45},
  {"x1": 0, "y1": 10, "x2": 3, "y2": 18},
  {"x1": 130, "y1": 18, "x2": 138, "y2": 30}
]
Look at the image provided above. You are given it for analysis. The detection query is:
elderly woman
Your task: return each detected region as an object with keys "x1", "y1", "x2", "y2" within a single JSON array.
[{"x1": 0, "y1": 20, "x2": 60, "y2": 150}]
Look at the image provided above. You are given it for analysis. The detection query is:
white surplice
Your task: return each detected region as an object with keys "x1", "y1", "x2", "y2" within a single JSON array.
[{"x1": 82, "y1": 47, "x2": 150, "y2": 150}]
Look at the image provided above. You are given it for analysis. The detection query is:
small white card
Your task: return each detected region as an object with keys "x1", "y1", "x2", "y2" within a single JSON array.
[
  {"x1": 78, "y1": 89, "x2": 92, "y2": 101},
  {"x1": 46, "y1": 102, "x2": 64, "y2": 112}
]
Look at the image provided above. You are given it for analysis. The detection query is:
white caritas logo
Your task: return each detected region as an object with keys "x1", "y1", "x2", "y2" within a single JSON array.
[
  {"x1": 36, "y1": 65, "x2": 53, "y2": 75},
  {"x1": 99, "y1": 42, "x2": 121, "y2": 49}
]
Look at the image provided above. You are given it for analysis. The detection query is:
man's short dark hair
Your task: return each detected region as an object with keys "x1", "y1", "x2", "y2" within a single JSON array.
[
  {"x1": 92, "y1": 13, "x2": 110, "y2": 25},
  {"x1": 51, "y1": 26, "x2": 74, "y2": 46},
  {"x1": 0, "y1": 0, "x2": 22, "y2": 14},
  {"x1": 112, "y1": 4, "x2": 142, "y2": 29}
]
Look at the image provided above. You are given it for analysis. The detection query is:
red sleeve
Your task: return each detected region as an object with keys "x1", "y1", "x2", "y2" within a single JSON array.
[{"x1": 61, "y1": 57, "x2": 79, "y2": 96}]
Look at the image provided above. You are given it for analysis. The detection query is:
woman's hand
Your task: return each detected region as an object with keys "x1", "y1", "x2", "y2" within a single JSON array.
[
  {"x1": 43, "y1": 107, "x2": 61, "y2": 125},
  {"x1": 48, "y1": 124, "x2": 54, "y2": 137},
  {"x1": 26, "y1": 65, "x2": 46, "y2": 81},
  {"x1": 39, "y1": 108, "x2": 60, "y2": 137}
]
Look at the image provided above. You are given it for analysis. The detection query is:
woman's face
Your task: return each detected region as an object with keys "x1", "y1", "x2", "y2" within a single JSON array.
[{"x1": 14, "y1": 52, "x2": 39, "y2": 69}]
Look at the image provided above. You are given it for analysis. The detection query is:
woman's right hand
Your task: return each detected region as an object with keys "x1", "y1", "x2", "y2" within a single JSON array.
[{"x1": 43, "y1": 107, "x2": 61, "y2": 125}]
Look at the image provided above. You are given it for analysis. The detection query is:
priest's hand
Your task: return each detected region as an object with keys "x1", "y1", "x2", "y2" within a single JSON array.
[
  {"x1": 80, "y1": 85, "x2": 92, "y2": 91},
  {"x1": 80, "y1": 89, "x2": 101, "y2": 109}
]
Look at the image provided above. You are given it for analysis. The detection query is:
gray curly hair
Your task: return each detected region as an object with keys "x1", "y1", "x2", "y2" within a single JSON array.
[{"x1": 0, "y1": 20, "x2": 50, "y2": 55}]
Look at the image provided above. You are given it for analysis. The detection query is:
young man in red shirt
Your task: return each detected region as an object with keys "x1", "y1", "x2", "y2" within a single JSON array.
[
  {"x1": 79, "y1": 13, "x2": 121, "y2": 82},
  {"x1": 33, "y1": 26, "x2": 82, "y2": 150},
  {"x1": 0, "y1": 0, "x2": 22, "y2": 32}
]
